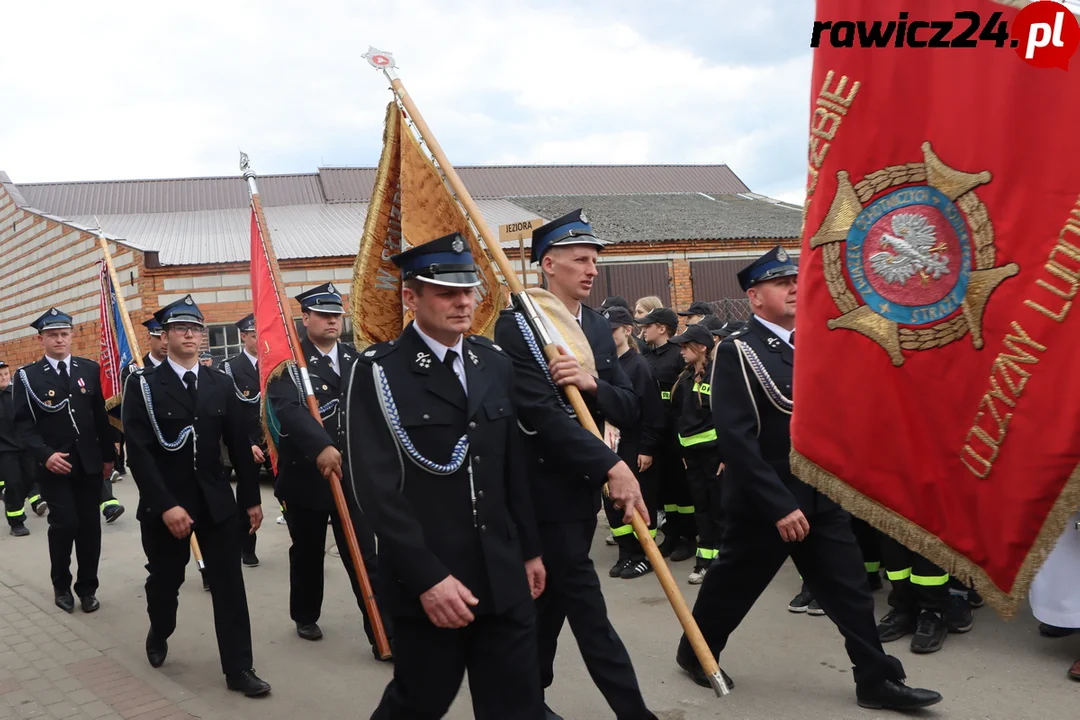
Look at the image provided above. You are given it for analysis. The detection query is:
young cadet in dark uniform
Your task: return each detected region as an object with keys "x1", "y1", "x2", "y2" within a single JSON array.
[
  {"x1": 601, "y1": 297, "x2": 648, "y2": 354},
  {"x1": 122, "y1": 296, "x2": 270, "y2": 697},
  {"x1": 668, "y1": 322, "x2": 722, "y2": 586},
  {"x1": 13, "y1": 309, "x2": 116, "y2": 613},
  {"x1": 267, "y1": 282, "x2": 388, "y2": 654},
  {"x1": 223, "y1": 314, "x2": 268, "y2": 567},
  {"x1": 638, "y1": 307, "x2": 696, "y2": 562},
  {"x1": 1, "y1": 360, "x2": 46, "y2": 535},
  {"x1": 602, "y1": 306, "x2": 663, "y2": 580},
  {"x1": 348, "y1": 233, "x2": 546, "y2": 719},
  {"x1": 674, "y1": 247, "x2": 943, "y2": 711},
  {"x1": 676, "y1": 301, "x2": 716, "y2": 326},
  {"x1": 494, "y1": 209, "x2": 656, "y2": 720}
]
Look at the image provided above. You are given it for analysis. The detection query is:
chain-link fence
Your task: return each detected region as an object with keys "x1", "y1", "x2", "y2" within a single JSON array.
[{"x1": 706, "y1": 298, "x2": 752, "y2": 322}]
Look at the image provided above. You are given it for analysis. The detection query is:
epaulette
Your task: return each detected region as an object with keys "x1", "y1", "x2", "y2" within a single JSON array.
[
  {"x1": 209, "y1": 366, "x2": 228, "y2": 376},
  {"x1": 133, "y1": 364, "x2": 159, "y2": 377},
  {"x1": 466, "y1": 334, "x2": 503, "y2": 353},
  {"x1": 726, "y1": 326, "x2": 750, "y2": 340},
  {"x1": 358, "y1": 340, "x2": 400, "y2": 362}
]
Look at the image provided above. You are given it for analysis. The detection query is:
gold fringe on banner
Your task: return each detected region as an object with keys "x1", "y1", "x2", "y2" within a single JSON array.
[
  {"x1": 260, "y1": 361, "x2": 290, "y2": 470},
  {"x1": 791, "y1": 448, "x2": 1080, "y2": 619}
]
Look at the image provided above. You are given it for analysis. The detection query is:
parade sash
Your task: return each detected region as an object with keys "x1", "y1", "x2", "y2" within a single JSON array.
[
  {"x1": 352, "y1": 102, "x2": 502, "y2": 347},
  {"x1": 791, "y1": 0, "x2": 1080, "y2": 617}
]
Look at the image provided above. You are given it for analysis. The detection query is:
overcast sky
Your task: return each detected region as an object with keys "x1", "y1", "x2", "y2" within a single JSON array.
[{"x1": 1, "y1": 0, "x2": 815, "y2": 203}]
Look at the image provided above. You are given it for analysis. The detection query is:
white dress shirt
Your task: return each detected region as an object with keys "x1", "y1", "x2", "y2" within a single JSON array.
[
  {"x1": 317, "y1": 343, "x2": 340, "y2": 376},
  {"x1": 167, "y1": 356, "x2": 201, "y2": 388},
  {"x1": 243, "y1": 349, "x2": 259, "y2": 370},
  {"x1": 44, "y1": 355, "x2": 72, "y2": 373},
  {"x1": 413, "y1": 323, "x2": 468, "y2": 394},
  {"x1": 147, "y1": 354, "x2": 164, "y2": 367},
  {"x1": 754, "y1": 315, "x2": 794, "y2": 349}
]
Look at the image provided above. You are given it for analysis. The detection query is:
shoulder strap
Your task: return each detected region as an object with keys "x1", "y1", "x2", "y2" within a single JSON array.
[{"x1": 733, "y1": 339, "x2": 793, "y2": 419}]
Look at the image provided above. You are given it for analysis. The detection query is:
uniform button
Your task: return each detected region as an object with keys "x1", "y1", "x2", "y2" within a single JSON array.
[
  {"x1": 477, "y1": 490, "x2": 484, "y2": 499},
  {"x1": 474, "y1": 456, "x2": 481, "y2": 465},
  {"x1": 423, "y1": 413, "x2": 430, "y2": 420},
  {"x1": 538, "y1": 458, "x2": 544, "y2": 465},
  {"x1": 480, "y1": 524, "x2": 487, "y2": 532},
  {"x1": 584, "y1": 475, "x2": 590, "y2": 482},
  {"x1": 469, "y1": 421, "x2": 477, "y2": 430}
]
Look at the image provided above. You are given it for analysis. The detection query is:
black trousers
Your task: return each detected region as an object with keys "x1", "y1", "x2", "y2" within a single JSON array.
[
  {"x1": 536, "y1": 519, "x2": 653, "y2": 720},
  {"x1": 38, "y1": 469, "x2": 102, "y2": 596},
  {"x1": 851, "y1": 517, "x2": 882, "y2": 574},
  {"x1": 682, "y1": 443, "x2": 724, "y2": 567},
  {"x1": 283, "y1": 502, "x2": 386, "y2": 645},
  {"x1": 658, "y1": 444, "x2": 695, "y2": 544},
  {"x1": 140, "y1": 503, "x2": 254, "y2": 675},
  {"x1": 373, "y1": 600, "x2": 543, "y2": 719},
  {"x1": 237, "y1": 458, "x2": 273, "y2": 556},
  {"x1": 1, "y1": 451, "x2": 41, "y2": 526},
  {"x1": 679, "y1": 507, "x2": 904, "y2": 687},
  {"x1": 881, "y1": 536, "x2": 949, "y2": 613},
  {"x1": 603, "y1": 452, "x2": 657, "y2": 558}
]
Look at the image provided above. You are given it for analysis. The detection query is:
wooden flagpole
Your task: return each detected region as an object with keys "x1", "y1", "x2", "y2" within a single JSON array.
[
  {"x1": 241, "y1": 153, "x2": 391, "y2": 660},
  {"x1": 362, "y1": 48, "x2": 729, "y2": 697},
  {"x1": 95, "y1": 225, "x2": 208, "y2": 577}
]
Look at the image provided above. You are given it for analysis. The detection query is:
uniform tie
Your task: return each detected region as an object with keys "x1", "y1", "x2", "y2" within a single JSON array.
[
  {"x1": 789, "y1": 330, "x2": 795, "y2": 346},
  {"x1": 57, "y1": 360, "x2": 69, "y2": 387},
  {"x1": 444, "y1": 349, "x2": 459, "y2": 375},
  {"x1": 183, "y1": 370, "x2": 198, "y2": 407}
]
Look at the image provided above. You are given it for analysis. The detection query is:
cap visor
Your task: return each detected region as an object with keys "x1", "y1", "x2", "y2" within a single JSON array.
[
  {"x1": 416, "y1": 273, "x2": 482, "y2": 288},
  {"x1": 668, "y1": 334, "x2": 692, "y2": 345},
  {"x1": 162, "y1": 316, "x2": 205, "y2": 327},
  {"x1": 304, "y1": 304, "x2": 346, "y2": 315},
  {"x1": 550, "y1": 236, "x2": 607, "y2": 250}
]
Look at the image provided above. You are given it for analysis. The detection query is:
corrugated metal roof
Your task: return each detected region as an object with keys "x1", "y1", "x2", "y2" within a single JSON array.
[
  {"x1": 14, "y1": 165, "x2": 749, "y2": 216},
  {"x1": 320, "y1": 165, "x2": 749, "y2": 202},
  {"x1": 510, "y1": 193, "x2": 802, "y2": 243},
  {"x1": 18, "y1": 174, "x2": 325, "y2": 215},
  {"x1": 65, "y1": 198, "x2": 545, "y2": 266}
]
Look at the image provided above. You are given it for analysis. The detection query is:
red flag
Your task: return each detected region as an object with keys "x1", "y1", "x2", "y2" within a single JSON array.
[
  {"x1": 97, "y1": 261, "x2": 126, "y2": 415},
  {"x1": 792, "y1": 0, "x2": 1080, "y2": 616},
  {"x1": 249, "y1": 208, "x2": 294, "y2": 471}
]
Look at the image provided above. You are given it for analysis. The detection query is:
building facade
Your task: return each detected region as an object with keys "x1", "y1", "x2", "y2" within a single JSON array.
[{"x1": 0, "y1": 165, "x2": 802, "y2": 365}]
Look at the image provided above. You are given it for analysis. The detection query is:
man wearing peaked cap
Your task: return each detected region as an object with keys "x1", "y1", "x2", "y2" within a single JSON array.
[
  {"x1": 496, "y1": 211, "x2": 657, "y2": 718},
  {"x1": 12, "y1": 309, "x2": 117, "y2": 614},
  {"x1": 142, "y1": 318, "x2": 167, "y2": 368},
  {"x1": 673, "y1": 248, "x2": 943, "y2": 711},
  {"x1": 267, "y1": 281, "x2": 391, "y2": 654},
  {"x1": 223, "y1": 314, "x2": 270, "y2": 568},
  {"x1": 347, "y1": 232, "x2": 547, "y2": 718},
  {"x1": 122, "y1": 294, "x2": 270, "y2": 696}
]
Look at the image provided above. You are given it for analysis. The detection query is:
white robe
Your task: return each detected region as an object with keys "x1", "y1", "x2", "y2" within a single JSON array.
[{"x1": 1029, "y1": 511, "x2": 1080, "y2": 628}]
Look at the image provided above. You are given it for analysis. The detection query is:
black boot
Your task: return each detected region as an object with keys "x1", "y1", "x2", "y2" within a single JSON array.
[{"x1": 856, "y1": 679, "x2": 942, "y2": 710}]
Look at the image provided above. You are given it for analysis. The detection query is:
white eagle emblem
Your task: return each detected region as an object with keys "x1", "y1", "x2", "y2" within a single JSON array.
[{"x1": 868, "y1": 213, "x2": 950, "y2": 286}]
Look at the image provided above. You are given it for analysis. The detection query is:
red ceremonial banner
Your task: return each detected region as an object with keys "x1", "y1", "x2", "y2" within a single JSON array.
[
  {"x1": 249, "y1": 208, "x2": 294, "y2": 472},
  {"x1": 792, "y1": 0, "x2": 1080, "y2": 616}
]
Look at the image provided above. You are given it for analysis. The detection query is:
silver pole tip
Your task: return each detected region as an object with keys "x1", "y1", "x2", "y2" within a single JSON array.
[
  {"x1": 708, "y1": 671, "x2": 731, "y2": 697},
  {"x1": 240, "y1": 150, "x2": 255, "y2": 179}
]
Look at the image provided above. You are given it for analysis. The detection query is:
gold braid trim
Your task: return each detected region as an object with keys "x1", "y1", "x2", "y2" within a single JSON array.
[
  {"x1": 790, "y1": 448, "x2": 1080, "y2": 619},
  {"x1": 823, "y1": 242, "x2": 859, "y2": 314},
  {"x1": 260, "y1": 360, "x2": 291, "y2": 469},
  {"x1": 853, "y1": 164, "x2": 927, "y2": 204}
]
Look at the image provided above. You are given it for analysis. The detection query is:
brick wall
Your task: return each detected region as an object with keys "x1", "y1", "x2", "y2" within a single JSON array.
[{"x1": 0, "y1": 186, "x2": 146, "y2": 367}]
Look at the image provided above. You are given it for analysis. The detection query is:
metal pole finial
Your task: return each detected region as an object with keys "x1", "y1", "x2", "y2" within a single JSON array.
[
  {"x1": 363, "y1": 46, "x2": 399, "y2": 80},
  {"x1": 240, "y1": 150, "x2": 255, "y2": 180}
]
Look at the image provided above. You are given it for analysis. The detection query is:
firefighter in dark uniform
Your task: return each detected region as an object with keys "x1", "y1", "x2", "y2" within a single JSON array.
[
  {"x1": 494, "y1": 209, "x2": 657, "y2": 720},
  {"x1": 267, "y1": 282, "x2": 388, "y2": 655},
  {"x1": 601, "y1": 306, "x2": 664, "y2": 580},
  {"x1": 223, "y1": 313, "x2": 269, "y2": 567},
  {"x1": 347, "y1": 233, "x2": 546, "y2": 719},
  {"x1": 141, "y1": 317, "x2": 168, "y2": 368},
  {"x1": 122, "y1": 295, "x2": 270, "y2": 697},
  {"x1": 638, "y1": 307, "x2": 696, "y2": 562},
  {"x1": 111, "y1": 318, "x2": 167, "y2": 486},
  {"x1": 668, "y1": 322, "x2": 723, "y2": 586},
  {"x1": 673, "y1": 247, "x2": 943, "y2": 711},
  {"x1": 13, "y1": 309, "x2": 116, "y2": 613},
  {"x1": 1, "y1": 360, "x2": 46, "y2": 535}
]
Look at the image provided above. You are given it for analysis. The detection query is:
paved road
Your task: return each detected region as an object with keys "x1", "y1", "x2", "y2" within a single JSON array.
[{"x1": 2, "y1": 479, "x2": 1077, "y2": 719}]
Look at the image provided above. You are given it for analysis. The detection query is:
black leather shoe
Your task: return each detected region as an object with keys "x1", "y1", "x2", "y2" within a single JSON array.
[
  {"x1": 226, "y1": 669, "x2": 271, "y2": 697},
  {"x1": 9, "y1": 525, "x2": 29, "y2": 537},
  {"x1": 241, "y1": 551, "x2": 260, "y2": 567},
  {"x1": 79, "y1": 595, "x2": 100, "y2": 613},
  {"x1": 103, "y1": 504, "x2": 124, "y2": 524},
  {"x1": 146, "y1": 629, "x2": 168, "y2": 668},
  {"x1": 856, "y1": 679, "x2": 943, "y2": 710},
  {"x1": 296, "y1": 622, "x2": 323, "y2": 641},
  {"x1": 675, "y1": 645, "x2": 734, "y2": 690},
  {"x1": 54, "y1": 592, "x2": 75, "y2": 614},
  {"x1": 543, "y1": 703, "x2": 565, "y2": 720}
]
